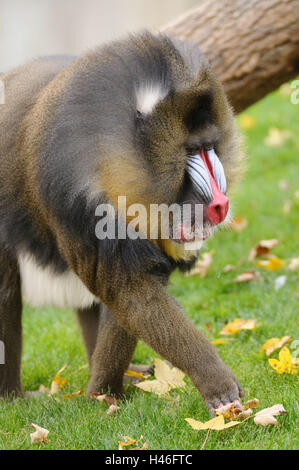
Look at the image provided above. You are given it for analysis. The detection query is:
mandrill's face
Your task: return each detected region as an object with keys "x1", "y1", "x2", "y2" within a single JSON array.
[
  {"x1": 133, "y1": 77, "x2": 241, "y2": 254},
  {"x1": 98, "y1": 34, "x2": 243, "y2": 259}
]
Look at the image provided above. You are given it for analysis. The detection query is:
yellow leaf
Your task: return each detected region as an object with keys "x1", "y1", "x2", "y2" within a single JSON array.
[
  {"x1": 134, "y1": 358, "x2": 185, "y2": 396},
  {"x1": 211, "y1": 339, "x2": 228, "y2": 345},
  {"x1": 30, "y1": 423, "x2": 49, "y2": 444},
  {"x1": 256, "y1": 256, "x2": 285, "y2": 271},
  {"x1": 186, "y1": 415, "x2": 239, "y2": 430},
  {"x1": 239, "y1": 115, "x2": 256, "y2": 130},
  {"x1": 119, "y1": 435, "x2": 146, "y2": 450},
  {"x1": 264, "y1": 127, "x2": 290, "y2": 147},
  {"x1": 262, "y1": 336, "x2": 291, "y2": 356},
  {"x1": 268, "y1": 347, "x2": 298, "y2": 374},
  {"x1": 220, "y1": 318, "x2": 257, "y2": 335},
  {"x1": 50, "y1": 365, "x2": 67, "y2": 394},
  {"x1": 229, "y1": 215, "x2": 248, "y2": 232},
  {"x1": 63, "y1": 390, "x2": 84, "y2": 399},
  {"x1": 124, "y1": 370, "x2": 147, "y2": 379}
]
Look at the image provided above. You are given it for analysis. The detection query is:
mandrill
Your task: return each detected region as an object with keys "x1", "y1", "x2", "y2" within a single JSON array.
[{"x1": 0, "y1": 32, "x2": 244, "y2": 412}]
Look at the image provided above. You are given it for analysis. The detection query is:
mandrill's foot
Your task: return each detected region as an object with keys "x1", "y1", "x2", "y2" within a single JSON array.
[{"x1": 196, "y1": 362, "x2": 244, "y2": 415}]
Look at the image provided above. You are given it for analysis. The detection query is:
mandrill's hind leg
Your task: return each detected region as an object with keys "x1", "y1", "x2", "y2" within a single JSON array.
[
  {"x1": 0, "y1": 246, "x2": 23, "y2": 398},
  {"x1": 76, "y1": 303, "x2": 101, "y2": 367},
  {"x1": 87, "y1": 305, "x2": 137, "y2": 396}
]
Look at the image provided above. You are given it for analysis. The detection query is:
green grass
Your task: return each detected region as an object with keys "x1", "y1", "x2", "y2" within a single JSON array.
[{"x1": 1, "y1": 85, "x2": 299, "y2": 450}]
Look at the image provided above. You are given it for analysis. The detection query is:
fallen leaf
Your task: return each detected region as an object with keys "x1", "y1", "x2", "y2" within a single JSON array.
[
  {"x1": 255, "y1": 404, "x2": 286, "y2": 417},
  {"x1": 119, "y1": 435, "x2": 147, "y2": 450},
  {"x1": 254, "y1": 415, "x2": 278, "y2": 426},
  {"x1": 50, "y1": 365, "x2": 67, "y2": 394},
  {"x1": 254, "y1": 404, "x2": 286, "y2": 426},
  {"x1": 124, "y1": 370, "x2": 147, "y2": 379},
  {"x1": 264, "y1": 127, "x2": 290, "y2": 147},
  {"x1": 274, "y1": 275, "x2": 287, "y2": 290},
  {"x1": 186, "y1": 415, "x2": 240, "y2": 430},
  {"x1": 256, "y1": 256, "x2": 285, "y2": 271},
  {"x1": 91, "y1": 393, "x2": 118, "y2": 406},
  {"x1": 243, "y1": 398, "x2": 259, "y2": 410},
  {"x1": 220, "y1": 318, "x2": 257, "y2": 335},
  {"x1": 63, "y1": 390, "x2": 84, "y2": 399},
  {"x1": 107, "y1": 404, "x2": 120, "y2": 416},
  {"x1": 239, "y1": 115, "x2": 256, "y2": 130},
  {"x1": 135, "y1": 358, "x2": 185, "y2": 396},
  {"x1": 233, "y1": 270, "x2": 263, "y2": 283},
  {"x1": 268, "y1": 347, "x2": 298, "y2": 374},
  {"x1": 289, "y1": 257, "x2": 299, "y2": 271},
  {"x1": 30, "y1": 423, "x2": 49, "y2": 444},
  {"x1": 185, "y1": 251, "x2": 214, "y2": 278},
  {"x1": 211, "y1": 339, "x2": 228, "y2": 345},
  {"x1": 248, "y1": 239, "x2": 279, "y2": 261},
  {"x1": 223, "y1": 264, "x2": 235, "y2": 273},
  {"x1": 216, "y1": 398, "x2": 258, "y2": 421},
  {"x1": 229, "y1": 215, "x2": 248, "y2": 232},
  {"x1": 262, "y1": 336, "x2": 291, "y2": 356}
]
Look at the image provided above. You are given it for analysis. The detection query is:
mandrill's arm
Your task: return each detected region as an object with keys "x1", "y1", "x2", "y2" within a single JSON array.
[
  {"x1": 100, "y1": 273, "x2": 243, "y2": 411},
  {"x1": 56, "y1": 234, "x2": 242, "y2": 411}
]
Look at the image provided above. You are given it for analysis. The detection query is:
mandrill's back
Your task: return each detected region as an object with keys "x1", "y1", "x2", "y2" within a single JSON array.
[{"x1": 0, "y1": 55, "x2": 75, "y2": 170}]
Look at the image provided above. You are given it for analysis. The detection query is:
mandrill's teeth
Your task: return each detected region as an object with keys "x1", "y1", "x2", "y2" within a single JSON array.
[{"x1": 184, "y1": 240, "x2": 203, "y2": 251}]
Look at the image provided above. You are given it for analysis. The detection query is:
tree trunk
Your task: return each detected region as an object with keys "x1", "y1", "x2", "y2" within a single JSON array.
[{"x1": 161, "y1": 0, "x2": 299, "y2": 113}]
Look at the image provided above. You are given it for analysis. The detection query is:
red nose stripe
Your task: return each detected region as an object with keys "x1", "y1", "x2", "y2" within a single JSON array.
[{"x1": 200, "y1": 150, "x2": 229, "y2": 225}]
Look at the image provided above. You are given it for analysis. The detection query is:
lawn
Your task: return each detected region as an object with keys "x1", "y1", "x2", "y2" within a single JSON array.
[{"x1": 0, "y1": 84, "x2": 298, "y2": 450}]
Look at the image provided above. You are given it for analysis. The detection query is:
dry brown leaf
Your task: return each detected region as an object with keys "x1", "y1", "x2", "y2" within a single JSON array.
[
  {"x1": 50, "y1": 365, "x2": 67, "y2": 394},
  {"x1": 220, "y1": 318, "x2": 257, "y2": 335},
  {"x1": 229, "y1": 215, "x2": 248, "y2": 232},
  {"x1": 233, "y1": 270, "x2": 263, "y2": 283},
  {"x1": 289, "y1": 257, "x2": 299, "y2": 271},
  {"x1": 91, "y1": 393, "x2": 118, "y2": 406},
  {"x1": 254, "y1": 404, "x2": 286, "y2": 426},
  {"x1": 216, "y1": 399, "x2": 258, "y2": 421},
  {"x1": 262, "y1": 336, "x2": 291, "y2": 356},
  {"x1": 185, "y1": 251, "x2": 214, "y2": 278},
  {"x1": 254, "y1": 415, "x2": 278, "y2": 426},
  {"x1": 107, "y1": 404, "x2": 120, "y2": 416},
  {"x1": 186, "y1": 415, "x2": 240, "y2": 431},
  {"x1": 30, "y1": 423, "x2": 49, "y2": 444},
  {"x1": 223, "y1": 264, "x2": 235, "y2": 273},
  {"x1": 134, "y1": 358, "x2": 185, "y2": 396},
  {"x1": 243, "y1": 398, "x2": 259, "y2": 410},
  {"x1": 248, "y1": 239, "x2": 279, "y2": 261}
]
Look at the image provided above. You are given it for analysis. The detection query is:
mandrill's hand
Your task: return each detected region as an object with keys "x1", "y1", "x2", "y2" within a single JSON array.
[{"x1": 192, "y1": 358, "x2": 244, "y2": 414}]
